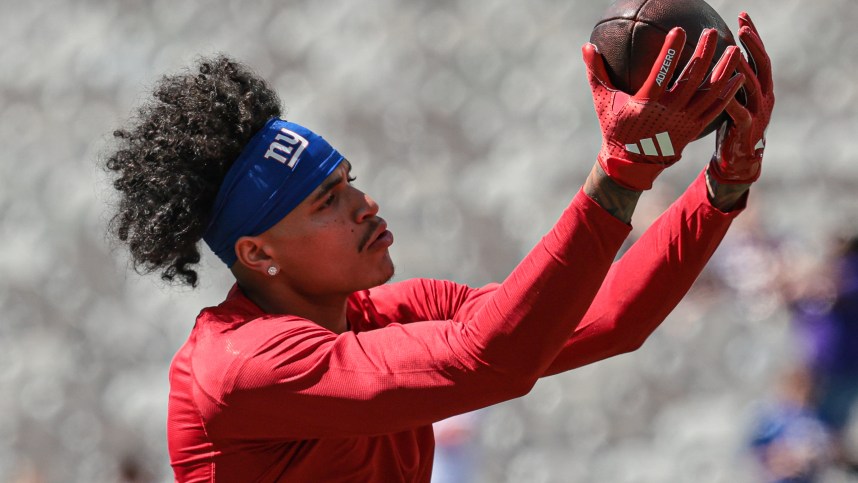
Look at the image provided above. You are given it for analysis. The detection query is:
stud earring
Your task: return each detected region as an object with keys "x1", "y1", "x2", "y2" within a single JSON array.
[{"x1": 267, "y1": 266, "x2": 278, "y2": 276}]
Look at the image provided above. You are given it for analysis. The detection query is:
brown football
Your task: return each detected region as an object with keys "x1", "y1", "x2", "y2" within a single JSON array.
[{"x1": 590, "y1": 0, "x2": 736, "y2": 138}]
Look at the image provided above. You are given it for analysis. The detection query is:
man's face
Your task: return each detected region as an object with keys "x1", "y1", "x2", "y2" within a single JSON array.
[{"x1": 259, "y1": 160, "x2": 395, "y2": 297}]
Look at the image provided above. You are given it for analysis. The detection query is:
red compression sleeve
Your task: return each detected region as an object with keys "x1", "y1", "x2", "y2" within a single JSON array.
[
  {"x1": 202, "y1": 190, "x2": 630, "y2": 440},
  {"x1": 542, "y1": 169, "x2": 745, "y2": 376}
]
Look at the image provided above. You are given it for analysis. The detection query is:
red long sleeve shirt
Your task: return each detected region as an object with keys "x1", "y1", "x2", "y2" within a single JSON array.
[{"x1": 167, "y1": 170, "x2": 741, "y2": 482}]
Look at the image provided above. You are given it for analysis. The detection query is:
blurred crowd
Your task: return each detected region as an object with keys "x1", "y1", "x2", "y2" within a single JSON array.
[
  {"x1": 2, "y1": 0, "x2": 858, "y2": 481},
  {"x1": 748, "y1": 235, "x2": 858, "y2": 482}
]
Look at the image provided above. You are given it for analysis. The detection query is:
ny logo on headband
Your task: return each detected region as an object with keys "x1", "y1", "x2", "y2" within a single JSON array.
[{"x1": 264, "y1": 127, "x2": 309, "y2": 169}]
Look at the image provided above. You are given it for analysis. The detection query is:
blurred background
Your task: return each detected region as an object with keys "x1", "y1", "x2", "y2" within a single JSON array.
[{"x1": 2, "y1": 0, "x2": 858, "y2": 481}]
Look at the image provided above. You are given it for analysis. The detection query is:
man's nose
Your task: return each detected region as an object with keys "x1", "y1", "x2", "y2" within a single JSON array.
[{"x1": 354, "y1": 189, "x2": 380, "y2": 222}]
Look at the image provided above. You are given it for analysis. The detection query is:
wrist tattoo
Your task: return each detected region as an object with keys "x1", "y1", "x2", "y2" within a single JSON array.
[{"x1": 584, "y1": 164, "x2": 642, "y2": 224}]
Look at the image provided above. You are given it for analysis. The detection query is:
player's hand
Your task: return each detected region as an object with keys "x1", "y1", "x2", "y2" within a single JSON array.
[
  {"x1": 583, "y1": 28, "x2": 745, "y2": 191},
  {"x1": 709, "y1": 12, "x2": 775, "y2": 184}
]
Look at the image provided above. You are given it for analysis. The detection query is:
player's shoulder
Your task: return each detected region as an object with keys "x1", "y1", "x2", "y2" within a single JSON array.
[{"x1": 183, "y1": 311, "x2": 332, "y2": 402}]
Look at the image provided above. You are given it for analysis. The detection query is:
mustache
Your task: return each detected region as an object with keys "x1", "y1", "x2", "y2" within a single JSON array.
[{"x1": 358, "y1": 218, "x2": 383, "y2": 253}]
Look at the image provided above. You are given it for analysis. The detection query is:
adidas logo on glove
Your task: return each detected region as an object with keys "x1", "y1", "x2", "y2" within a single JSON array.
[{"x1": 625, "y1": 131, "x2": 675, "y2": 157}]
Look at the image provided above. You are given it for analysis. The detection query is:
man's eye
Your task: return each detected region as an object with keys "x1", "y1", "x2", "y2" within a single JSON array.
[
  {"x1": 322, "y1": 194, "x2": 336, "y2": 207},
  {"x1": 347, "y1": 175, "x2": 357, "y2": 184}
]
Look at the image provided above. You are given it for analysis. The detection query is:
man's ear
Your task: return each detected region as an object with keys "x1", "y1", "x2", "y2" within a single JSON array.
[{"x1": 234, "y1": 236, "x2": 275, "y2": 276}]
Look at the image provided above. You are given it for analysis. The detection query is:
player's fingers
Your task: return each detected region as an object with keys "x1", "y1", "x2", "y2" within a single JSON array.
[
  {"x1": 582, "y1": 43, "x2": 617, "y2": 91},
  {"x1": 697, "y1": 72, "x2": 745, "y2": 125},
  {"x1": 710, "y1": 45, "x2": 742, "y2": 85},
  {"x1": 693, "y1": 45, "x2": 742, "y2": 108},
  {"x1": 669, "y1": 29, "x2": 718, "y2": 104},
  {"x1": 738, "y1": 11, "x2": 760, "y2": 38},
  {"x1": 735, "y1": 56, "x2": 762, "y2": 113},
  {"x1": 682, "y1": 44, "x2": 739, "y2": 119},
  {"x1": 738, "y1": 25, "x2": 774, "y2": 96},
  {"x1": 737, "y1": 13, "x2": 772, "y2": 87},
  {"x1": 724, "y1": 97, "x2": 753, "y2": 131},
  {"x1": 635, "y1": 27, "x2": 686, "y2": 100}
]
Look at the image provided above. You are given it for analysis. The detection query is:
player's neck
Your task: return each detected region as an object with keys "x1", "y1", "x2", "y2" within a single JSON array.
[
  {"x1": 239, "y1": 281, "x2": 350, "y2": 334},
  {"x1": 280, "y1": 295, "x2": 350, "y2": 334}
]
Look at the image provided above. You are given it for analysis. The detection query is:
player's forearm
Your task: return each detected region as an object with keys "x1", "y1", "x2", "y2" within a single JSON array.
[
  {"x1": 542, "y1": 168, "x2": 741, "y2": 376},
  {"x1": 583, "y1": 163, "x2": 642, "y2": 224},
  {"x1": 450, "y1": 164, "x2": 636, "y2": 381},
  {"x1": 465, "y1": 187, "x2": 631, "y2": 380}
]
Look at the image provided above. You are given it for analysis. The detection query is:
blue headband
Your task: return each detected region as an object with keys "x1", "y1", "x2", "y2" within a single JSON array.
[{"x1": 203, "y1": 118, "x2": 344, "y2": 266}]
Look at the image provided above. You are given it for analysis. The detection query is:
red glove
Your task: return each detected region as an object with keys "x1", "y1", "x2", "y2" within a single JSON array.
[
  {"x1": 709, "y1": 12, "x2": 775, "y2": 184},
  {"x1": 584, "y1": 28, "x2": 745, "y2": 191}
]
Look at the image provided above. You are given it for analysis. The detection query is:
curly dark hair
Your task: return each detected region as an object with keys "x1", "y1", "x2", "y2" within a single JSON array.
[{"x1": 104, "y1": 55, "x2": 282, "y2": 287}]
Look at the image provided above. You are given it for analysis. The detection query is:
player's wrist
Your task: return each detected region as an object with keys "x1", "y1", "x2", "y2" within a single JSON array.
[
  {"x1": 598, "y1": 150, "x2": 672, "y2": 192},
  {"x1": 584, "y1": 162, "x2": 642, "y2": 224},
  {"x1": 705, "y1": 165, "x2": 750, "y2": 212},
  {"x1": 707, "y1": 152, "x2": 762, "y2": 185}
]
